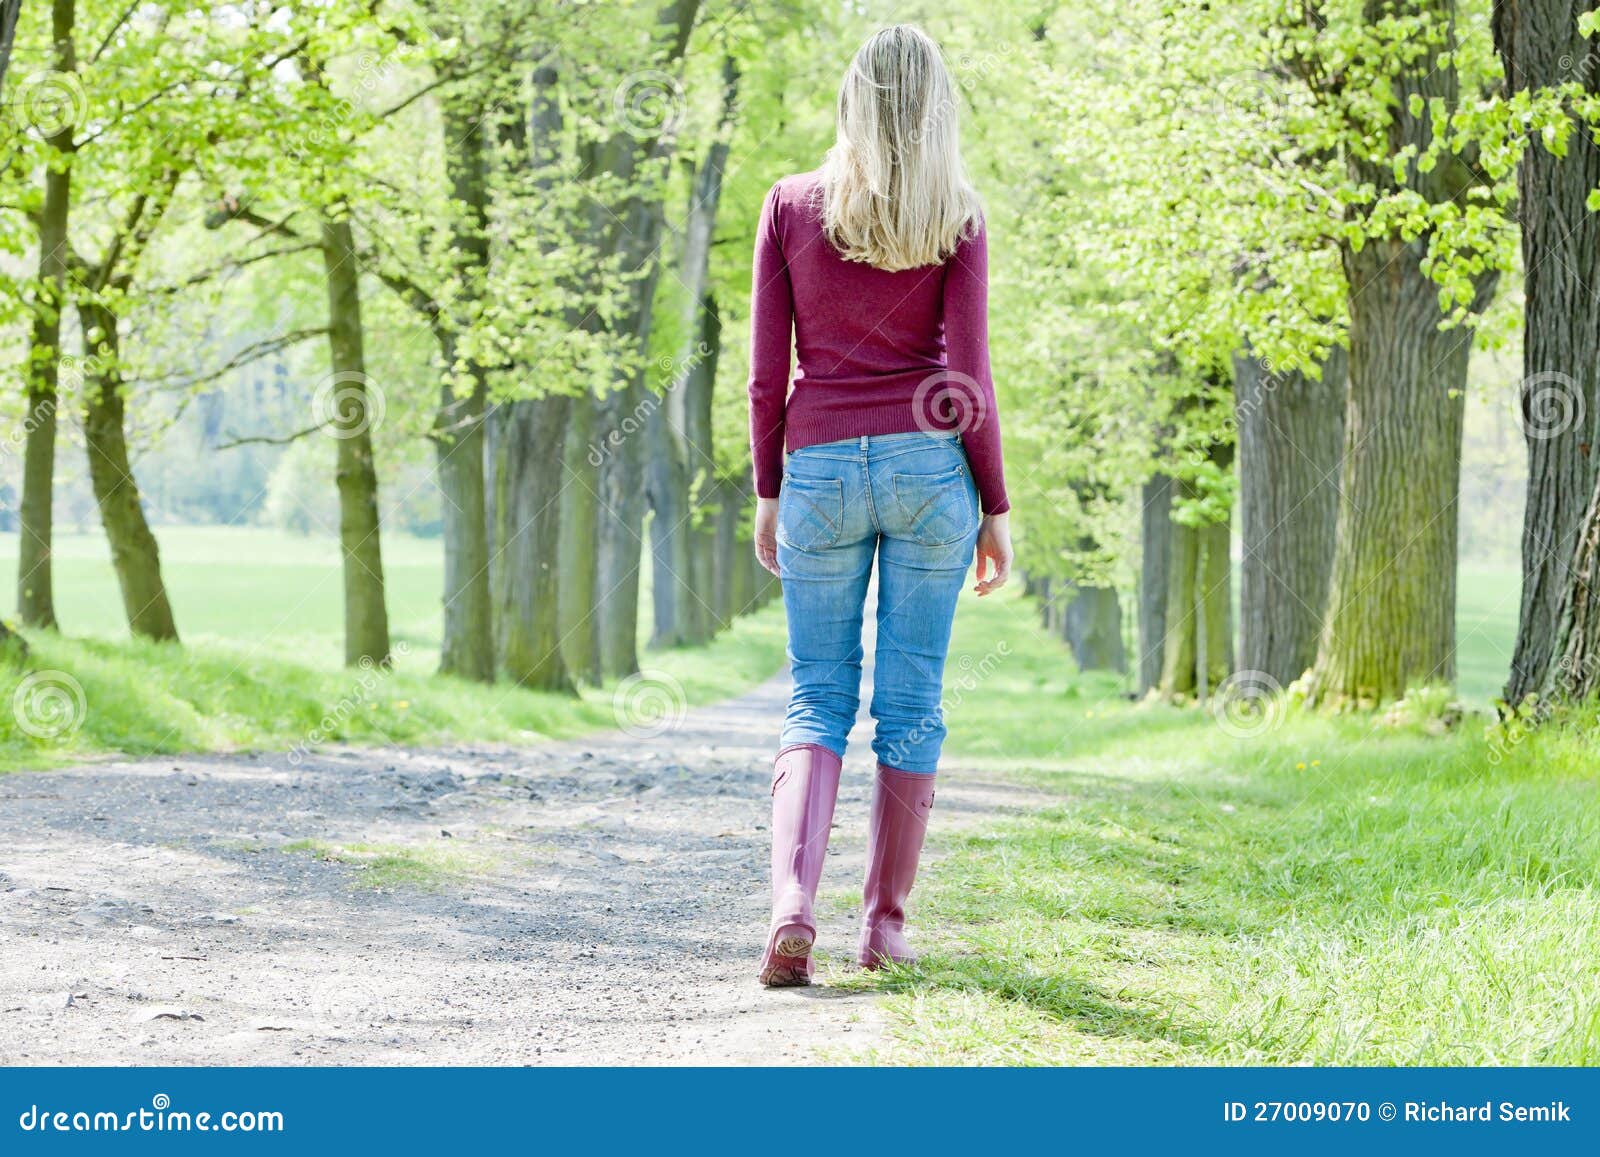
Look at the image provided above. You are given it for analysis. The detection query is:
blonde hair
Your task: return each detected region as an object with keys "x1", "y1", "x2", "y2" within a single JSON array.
[{"x1": 818, "y1": 24, "x2": 983, "y2": 271}]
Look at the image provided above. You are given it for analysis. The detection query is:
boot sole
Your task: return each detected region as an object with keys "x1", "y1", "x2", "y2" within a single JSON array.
[{"x1": 759, "y1": 926, "x2": 815, "y2": 988}]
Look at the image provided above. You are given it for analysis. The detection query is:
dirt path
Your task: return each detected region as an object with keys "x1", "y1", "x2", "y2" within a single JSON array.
[{"x1": 0, "y1": 615, "x2": 1037, "y2": 1065}]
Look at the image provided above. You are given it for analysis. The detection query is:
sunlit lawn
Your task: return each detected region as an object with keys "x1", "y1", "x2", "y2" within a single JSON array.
[
  {"x1": 837, "y1": 570, "x2": 1600, "y2": 1065},
  {"x1": 0, "y1": 525, "x2": 786, "y2": 769}
]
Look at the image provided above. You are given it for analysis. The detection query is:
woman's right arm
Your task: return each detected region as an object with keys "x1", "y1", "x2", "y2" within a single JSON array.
[{"x1": 748, "y1": 183, "x2": 793, "y2": 576}]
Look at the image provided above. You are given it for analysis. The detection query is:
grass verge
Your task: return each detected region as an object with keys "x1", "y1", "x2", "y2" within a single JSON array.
[
  {"x1": 0, "y1": 599, "x2": 787, "y2": 771},
  {"x1": 845, "y1": 587, "x2": 1600, "y2": 1065}
]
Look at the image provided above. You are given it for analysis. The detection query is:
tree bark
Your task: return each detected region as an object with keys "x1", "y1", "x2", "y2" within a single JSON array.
[
  {"x1": 596, "y1": 379, "x2": 649, "y2": 677},
  {"x1": 558, "y1": 395, "x2": 603, "y2": 684},
  {"x1": 1137, "y1": 474, "x2": 1172, "y2": 695},
  {"x1": 683, "y1": 295, "x2": 721, "y2": 639},
  {"x1": 77, "y1": 298, "x2": 179, "y2": 642},
  {"x1": 1158, "y1": 446, "x2": 1232, "y2": 699},
  {"x1": 1064, "y1": 585, "x2": 1125, "y2": 673},
  {"x1": 1306, "y1": 239, "x2": 1495, "y2": 704},
  {"x1": 646, "y1": 390, "x2": 692, "y2": 647},
  {"x1": 491, "y1": 396, "x2": 574, "y2": 690},
  {"x1": 1158, "y1": 500, "x2": 1200, "y2": 698},
  {"x1": 1494, "y1": 0, "x2": 1600, "y2": 706},
  {"x1": 16, "y1": 0, "x2": 75, "y2": 631},
  {"x1": 320, "y1": 213, "x2": 390, "y2": 668},
  {"x1": 434, "y1": 93, "x2": 494, "y2": 682},
  {"x1": 1233, "y1": 347, "x2": 1346, "y2": 686},
  {"x1": 0, "y1": 0, "x2": 23, "y2": 94}
]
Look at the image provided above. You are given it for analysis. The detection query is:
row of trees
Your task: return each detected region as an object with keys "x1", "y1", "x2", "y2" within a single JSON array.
[
  {"x1": 1, "y1": 0, "x2": 806, "y2": 685},
  {"x1": 1002, "y1": 0, "x2": 1600, "y2": 716},
  {"x1": 8, "y1": 0, "x2": 1600, "y2": 726}
]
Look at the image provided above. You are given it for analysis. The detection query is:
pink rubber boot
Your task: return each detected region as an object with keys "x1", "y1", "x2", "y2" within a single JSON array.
[
  {"x1": 858, "y1": 763, "x2": 936, "y2": 969},
  {"x1": 759, "y1": 743, "x2": 842, "y2": 987}
]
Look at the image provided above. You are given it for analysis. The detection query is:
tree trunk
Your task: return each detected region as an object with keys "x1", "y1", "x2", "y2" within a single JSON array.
[
  {"x1": 1306, "y1": 238, "x2": 1495, "y2": 705},
  {"x1": 683, "y1": 295, "x2": 722, "y2": 640},
  {"x1": 1307, "y1": 0, "x2": 1496, "y2": 706},
  {"x1": 646, "y1": 392, "x2": 691, "y2": 647},
  {"x1": 1542, "y1": 467, "x2": 1600, "y2": 701},
  {"x1": 1158, "y1": 448, "x2": 1232, "y2": 699},
  {"x1": 648, "y1": 66, "x2": 735, "y2": 649},
  {"x1": 16, "y1": 0, "x2": 75, "y2": 631},
  {"x1": 596, "y1": 380, "x2": 648, "y2": 677},
  {"x1": 711, "y1": 475, "x2": 745, "y2": 626},
  {"x1": 491, "y1": 396, "x2": 574, "y2": 690},
  {"x1": 1234, "y1": 347, "x2": 1346, "y2": 686},
  {"x1": 1158, "y1": 502, "x2": 1200, "y2": 699},
  {"x1": 1494, "y1": 0, "x2": 1600, "y2": 707},
  {"x1": 558, "y1": 396, "x2": 603, "y2": 684},
  {"x1": 1064, "y1": 585, "x2": 1126, "y2": 673},
  {"x1": 434, "y1": 94, "x2": 494, "y2": 682},
  {"x1": 0, "y1": 0, "x2": 23, "y2": 93},
  {"x1": 1137, "y1": 474, "x2": 1172, "y2": 695},
  {"x1": 320, "y1": 213, "x2": 390, "y2": 668},
  {"x1": 78, "y1": 299, "x2": 178, "y2": 642}
]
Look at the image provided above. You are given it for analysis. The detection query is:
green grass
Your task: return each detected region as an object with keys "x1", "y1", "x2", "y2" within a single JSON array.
[
  {"x1": 0, "y1": 525, "x2": 787, "y2": 770},
  {"x1": 282, "y1": 839, "x2": 501, "y2": 891},
  {"x1": 842, "y1": 578, "x2": 1600, "y2": 1066}
]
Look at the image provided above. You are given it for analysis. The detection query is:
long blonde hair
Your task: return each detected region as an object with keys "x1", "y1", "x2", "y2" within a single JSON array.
[{"x1": 818, "y1": 25, "x2": 983, "y2": 271}]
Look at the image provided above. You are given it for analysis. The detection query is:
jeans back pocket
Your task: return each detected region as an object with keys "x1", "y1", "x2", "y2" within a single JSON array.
[
  {"x1": 778, "y1": 475, "x2": 844, "y2": 552},
  {"x1": 890, "y1": 465, "x2": 976, "y2": 548}
]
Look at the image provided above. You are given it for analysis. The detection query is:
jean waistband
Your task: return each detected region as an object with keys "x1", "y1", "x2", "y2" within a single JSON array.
[{"x1": 793, "y1": 430, "x2": 960, "y2": 458}]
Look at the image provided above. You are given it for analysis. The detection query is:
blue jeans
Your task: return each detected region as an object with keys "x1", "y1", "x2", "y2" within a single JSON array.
[{"x1": 776, "y1": 431, "x2": 980, "y2": 774}]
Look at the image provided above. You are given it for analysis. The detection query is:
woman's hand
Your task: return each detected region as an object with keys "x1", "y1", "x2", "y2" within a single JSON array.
[
  {"x1": 974, "y1": 511, "x2": 1013, "y2": 596},
  {"x1": 754, "y1": 496, "x2": 781, "y2": 576}
]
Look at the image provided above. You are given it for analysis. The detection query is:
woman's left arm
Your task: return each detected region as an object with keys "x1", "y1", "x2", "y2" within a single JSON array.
[
  {"x1": 944, "y1": 224, "x2": 1012, "y2": 594},
  {"x1": 748, "y1": 184, "x2": 793, "y2": 577}
]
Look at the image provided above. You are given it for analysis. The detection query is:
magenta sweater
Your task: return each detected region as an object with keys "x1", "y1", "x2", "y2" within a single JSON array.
[{"x1": 746, "y1": 173, "x2": 1010, "y2": 516}]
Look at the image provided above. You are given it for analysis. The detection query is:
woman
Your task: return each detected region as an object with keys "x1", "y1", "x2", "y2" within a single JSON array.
[{"x1": 747, "y1": 24, "x2": 1013, "y2": 987}]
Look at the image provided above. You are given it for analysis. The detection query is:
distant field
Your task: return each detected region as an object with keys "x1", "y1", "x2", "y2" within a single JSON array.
[
  {"x1": 0, "y1": 528, "x2": 1522, "y2": 702},
  {"x1": 0, "y1": 526, "x2": 445, "y2": 673}
]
